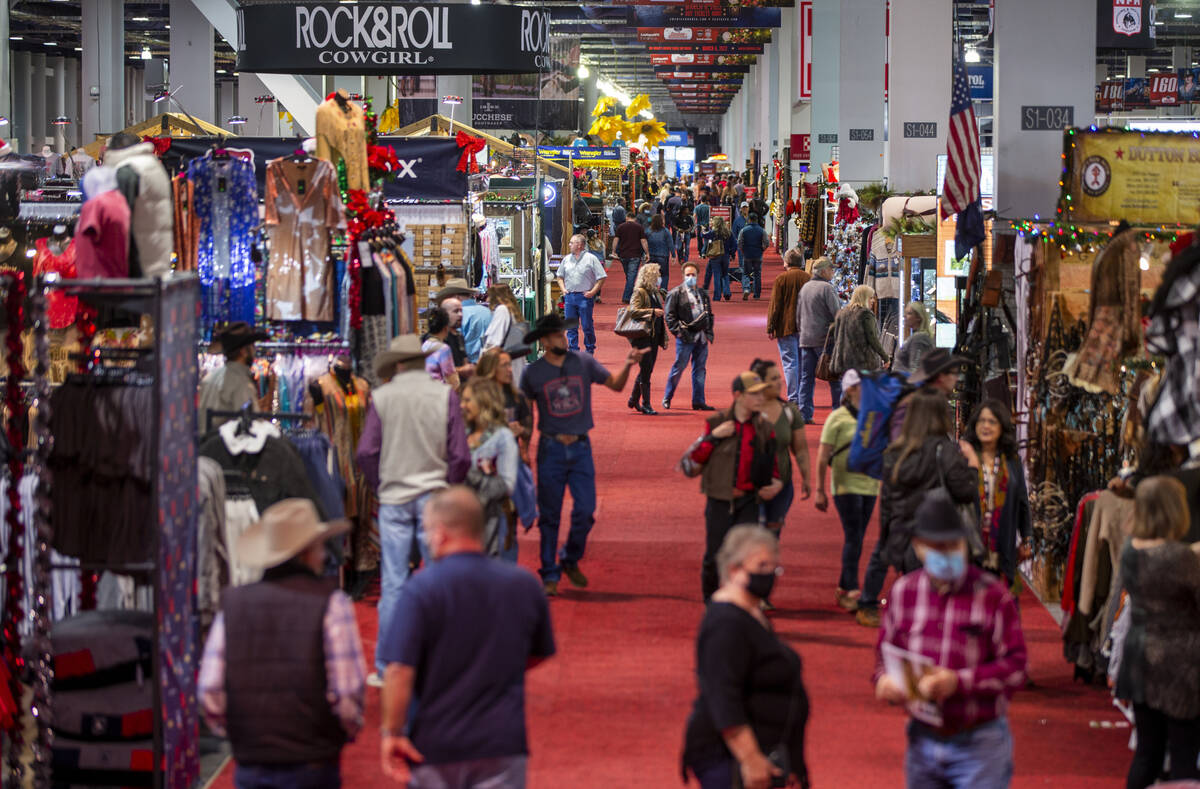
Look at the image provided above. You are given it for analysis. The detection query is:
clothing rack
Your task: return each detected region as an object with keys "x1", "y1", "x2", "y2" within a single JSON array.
[
  {"x1": 204, "y1": 407, "x2": 313, "y2": 433},
  {"x1": 257, "y1": 340, "x2": 351, "y2": 352}
]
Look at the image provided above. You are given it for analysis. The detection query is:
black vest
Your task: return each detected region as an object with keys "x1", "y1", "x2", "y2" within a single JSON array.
[{"x1": 223, "y1": 564, "x2": 347, "y2": 765}]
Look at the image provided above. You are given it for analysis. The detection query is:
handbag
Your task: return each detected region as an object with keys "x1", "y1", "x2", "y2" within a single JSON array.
[
  {"x1": 613, "y1": 306, "x2": 652, "y2": 340},
  {"x1": 703, "y1": 236, "x2": 724, "y2": 259},
  {"x1": 815, "y1": 323, "x2": 836, "y2": 382},
  {"x1": 935, "y1": 442, "x2": 986, "y2": 561},
  {"x1": 502, "y1": 309, "x2": 529, "y2": 351}
]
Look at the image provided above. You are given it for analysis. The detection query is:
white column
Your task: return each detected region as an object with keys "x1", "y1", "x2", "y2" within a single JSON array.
[
  {"x1": 65, "y1": 58, "x2": 80, "y2": 149},
  {"x1": 885, "y1": 0, "x2": 951, "y2": 191},
  {"x1": 143, "y1": 58, "x2": 164, "y2": 121},
  {"x1": 437, "y1": 75, "x2": 472, "y2": 129},
  {"x1": 236, "y1": 73, "x2": 281, "y2": 137},
  {"x1": 0, "y1": 4, "x2": 9, "y2": 142},
  {"x1": 217, "y1": 81, "x2": 237, "y2": 130},
  {"x1": 169, "y1": 0, "x2": 215, "y2": 123},
  {"x1": 775, "y1": 5, "x2": 795, "y2": 163},
  {"x1": 51, "y1": 56, "x2": 66, "y2": 153},
  {"x1": 810, "y1": 0, "x2": 840, "y2": 168},
  {"x1": 81, "y1": 0, "x2": 124, "y2": 142},
  {"x1": 994, "y1": 0, "x2": 1095, "y2": 219},
  {"x1": 838, "y1": 0, "x2": 886, "y2": 184},
  {"x1": 30, "y1": 52, "x2": 47, "y2": 154},
  {"x1": 12, "y1": 51, "x2": 29, "y2": 152}
]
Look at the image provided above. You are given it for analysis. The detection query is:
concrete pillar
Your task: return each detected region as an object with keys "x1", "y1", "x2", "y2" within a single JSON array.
[
  {"x1": 217, "y1": 82, "x2": 237, "y2": 129},
  {"x1": 0, "y1": 4, "x2": 9, "y2": 145},
  {"x1": 65, "y1": 58, "x2": 79, "y2": 149},
  {"x1": 143, "y1": 58, "x2": 165, "y2": 121},
  {"x1": 775, "y1": 5, "x2": 795, "y2": 167},
  {"x1": 30, "y1": 52, "x2": 47, "y2": 154},
  {"x1": 810, "y1": 0, "x2": 840, "y2": 168},
  {"x1": 994, "y1": 0, "x2": 1095, "y2": 219},
  {"x1": 885, "y1": 0, "x2": 951, "y2": 191},
  {"x1": 236, "y1": 73, "x2": 281, "y2": 137},
  {"x1": 11, "y1": 51, "x2": 28, "y2": 152},
  {"x1": 169, "y1": 0, "x2": 215, "y2": 123},
  {"x1": 436, "y1": 74, "x2": 472, "y2": 129},
  {"x1": 51, "y1": 57, "x2": 66, "y2": 153},
  {"x1": 839, "y1": 0, "x2": 886, "y2": 184},
  {"x1": 81, "y1": 0, "x2": 124, "y2": 143},
  {"x1": 1126, "y1": 55, "x2": 1146, "y2": 79},
  {"x1": 1173, "y1": 47, "x2": 1193, "y2": 69}
]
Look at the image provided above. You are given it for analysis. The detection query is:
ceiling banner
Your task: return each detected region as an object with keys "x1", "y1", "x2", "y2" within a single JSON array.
[
  {"x1": 1096, "y1": 0, "x2": 1155, "y2": 49},
  {"x1": 609, "y1": 0, "x2": 792, "y2": 6},
  {"x1": 648, "y1": 53, "x2": 756, "y2": 66},
  {"x1": 236, "y1": 2, "x2": 553, "y2": 75},
  {"x1": 798, "y1": 0, "x2": 812, "y2": 101},
  {"x1": 654, "y1": 64, "x2": 749, "y2": 74},
  {"x1": 630, "y1": 7, "x2": 783, "y2": 27},
  {"x1": 659, "y1": 71, "x2": 745, "y2": 80},
  {"x1": 646, "y1": 42, "x2": 765, "y2": 54},
  {"x1": 636, "y1": 27, "x2": 772, "y2": 44},
  {"x1": 472, "y1": 36, "x2": 579, "y2": 130},
  {"x1": 664, "y1": 78, "x2": 744, "y2": 86}
]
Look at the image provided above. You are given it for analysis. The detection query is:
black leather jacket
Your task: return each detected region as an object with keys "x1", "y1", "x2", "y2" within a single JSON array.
[{"x1": 665, "y1": 284, "x2": 715, "y2": 345}]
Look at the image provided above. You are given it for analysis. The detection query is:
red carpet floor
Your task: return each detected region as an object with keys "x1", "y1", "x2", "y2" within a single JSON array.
[{"x1": 210, "y1": 251, "x2": 1133, "y2": 788}]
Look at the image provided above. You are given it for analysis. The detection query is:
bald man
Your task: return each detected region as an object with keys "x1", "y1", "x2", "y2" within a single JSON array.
[{"x1": 379, "y1": 487, "x2": 556, "y2": 787}]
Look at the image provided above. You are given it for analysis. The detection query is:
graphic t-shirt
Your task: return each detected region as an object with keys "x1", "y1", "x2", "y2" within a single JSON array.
[{"x1": 519, "y1": 351, "x2": 610, "y2": 436}]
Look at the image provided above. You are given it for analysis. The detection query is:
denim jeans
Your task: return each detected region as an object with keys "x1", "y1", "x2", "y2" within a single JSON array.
[
  {"x1": 776, "y1": 335, "x2": 801, "y2": 405},
  {"x1": 663, "y1": 338, "x2": 709, "y2": 406},
  {"x1": 621, "y1": 257, "x2": 642, "y2": 303},
  {"x1": 797, "y1": 345, "x2": 841, "y2": 421},
  {"x1": 650, "y1": 255, "x2": 670, "y2": 290},
  {"x1": 536, "y1": 436, "x2": 596, "y2": 582},
  {"x1": 689, "y1": 758, "x2": 734, "y2": 789},
  {"x1": 833, "y1": 494, "x2": 876, "y2": 591},
  {"x1": 857, "y1": 537, "x2": 890, "y2": 610},
  {"x1": 677, "y1": 231, "x2": 692, "y2": 264},
  {"x1": 704, "y1": 255, "x2": 730, "y2": 301},
  {"x1": 905, "y1": 717, "x2": 1013, "y2": 789},
  {"x1": 235, "y1": 761, "x2": 340, "y2": 789},
  {"x1": 760, "y1": 480, "x2": 795, "y2": 527},
  {"x1": 376, "y1": 495, "x2": 432, "y2": 674},
  {"x1": 740, "y1": 257, "x2": 763, "y2": 298},
  {"x1": 411, "y1": 755, "x2": 527, "y2": 788},
  {"x1": 562, "y1": 291, "x2": 596, "y2": 353}
]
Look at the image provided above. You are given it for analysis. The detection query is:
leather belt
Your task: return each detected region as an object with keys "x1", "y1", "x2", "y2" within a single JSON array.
[{"x1": 550, "y1": 433, "x2": 588, "y2": 445}]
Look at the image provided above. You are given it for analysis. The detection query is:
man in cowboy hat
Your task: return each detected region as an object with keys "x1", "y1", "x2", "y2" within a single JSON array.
[
  {"x1": 889, "y1": 348, "x2": 970, "y2": 441},
  {"x1": 435, "y1": 278, "x2": 492, "y2": 364},
  {"x1": 198, "y1": 321, "x2": 270, "y2": 429},
  {"x1": 198, "y1": 499, "x2": 365, "y2": 788},
  {"x1": 519, "y1": 313, "x2": 646, "y2": 595},
  {"x1": 355, "y1": 335, "x2": 471, "y2": 684}
]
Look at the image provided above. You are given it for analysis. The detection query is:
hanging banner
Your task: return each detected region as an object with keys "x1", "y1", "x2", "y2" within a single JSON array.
[
  {"x1": 666, "y1": 79, "x2": 743, "y2": 86},
  {"x1": 609, "y1": 0, "x2": 793, "y2": 6},
  {"x1": 636, "y1": 27, "x2": 772, "y2": 44},
  {"x1": 471, "y1": 36, "x2": 579, "y2": 130},
  {"x1": 790, "y1": 133, "x2": 811, "y2": 162},
  {"x1": 1149, "y1": 71, "x2": 1179, "y2": 105},
  {"x1": 967, "y1": 65, "x2": 993, "y2": 101},
  {"x1": 655, "y1": 64, "x2": 749, "y2": 74},
  {"x1": 236, "y1": 3, "x2": 554, "y2": 75},
  {"x1": 798, "y1": 0, "x2": 813, "y2": 101},
  {"x1": 1096, "y1": 0, "x2": 1155, "y2": 49},
  {"x1": 659, "y1": 71, "x2": 745, "y2": 80},
  {"x1": 646, "y1": 42, "x2": 765, "y2": 54},
  {"x1": 631, "y1": 7, "x2": 783, "y2": 27},
  {"x1": 536, "y1": 146, "x2": 624, "y2": 168},
  {"x1": 1096, "y1": 79, "x2": 1125, "y2": 111},
  {"x1": 1064, "y1": 128, "x2": 1200, "y2": 225},
  {"x1": 649, "y1": 53, "x2": 756, "y2": 66},
  {"x1": 1180, "y1": 68, "x2": 1200, "y2": 102}
]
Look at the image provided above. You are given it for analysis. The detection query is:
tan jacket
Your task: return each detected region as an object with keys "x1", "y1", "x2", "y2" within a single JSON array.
[
  {"x1": 629, "y1": 285, "x2": 668, "y2": 348},
  {"x1": 766, "y1": 267, "x2": 811, "y2": 337}
]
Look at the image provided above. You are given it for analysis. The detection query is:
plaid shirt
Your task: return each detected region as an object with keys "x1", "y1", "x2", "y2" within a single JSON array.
[
  {"x1": 198, "y1": 590, "x2": 366, "y2": 739},
  {"x1": 1146, "y1": 261, "x2": 1200, "y2": 446},
  {"x1": 874, "y1": 566, "x2": 1027, "y2": 732}
]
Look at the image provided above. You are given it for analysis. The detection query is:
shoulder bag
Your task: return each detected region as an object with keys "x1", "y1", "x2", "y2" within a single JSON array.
[
  {"x1": 614, "y1": 306, "x2": 651, "y2": 340},
  {"x1": 935, "y1": 442, "x2": 986, "y2": 561},
  {"x1": 815, "y1": 322, "x2": 837, "y2": 382}
]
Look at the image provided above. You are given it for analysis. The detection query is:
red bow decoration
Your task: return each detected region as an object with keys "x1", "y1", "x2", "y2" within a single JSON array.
[
  {"x1": 367, "y1": 144, "x2": 400, "y2": 176},
  {"x1": 456, "y1": 131, "x2": 486, "y2": 174},
  {"x1": 141, "y1": 135, "x2": 172, "y2": 157}
]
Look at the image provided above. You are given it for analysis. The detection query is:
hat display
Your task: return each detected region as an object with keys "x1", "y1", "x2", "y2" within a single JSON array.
[
  {"x1": 236, "y1": 498, "x2": 349, "y2": 568},
  {"x1": 840, "y1": 369, "x2": 862, "y2": 391},
  {"x1": 373, "y1": 335, "x2": 432, "y2": 380},
  {"x1": 732, "y1": 371, "x2": 768, "y2": 394},
  {"x1": 910, "y1": 489, "x2": 968, "y2": 543},
  {"x1": 434, "y1": 278, "x2": 476, "y2": 302},
  {"x1": 210, "y1": 321, "x2": 269, "y2": 355},
  {"x1": 523, "y1": 312, "x2": 578, "y2": 345},
  {"x1": 909, "y1": 348, "x2": 970, "y2": 385}
]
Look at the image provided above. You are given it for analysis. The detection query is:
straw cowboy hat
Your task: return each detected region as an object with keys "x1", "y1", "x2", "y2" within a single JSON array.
[
  {"x1": 434, "y1": 278, "x2": 476, "y2": 302},
  {"x1": 373, "y1": 335, "x2": 431, "y2": 381},
  {"x1": 236, "y1": 498, "x2": 349, "y2": 568}
]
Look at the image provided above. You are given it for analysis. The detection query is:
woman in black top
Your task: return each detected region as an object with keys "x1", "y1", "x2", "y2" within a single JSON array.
[{"x1": 683, "y1": 526, "x2": 810, "y2": 789}]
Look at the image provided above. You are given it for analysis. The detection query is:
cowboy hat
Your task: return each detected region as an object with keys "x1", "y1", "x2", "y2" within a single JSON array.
[
  {"x1": 910, "y1": 489, "x2": 968, "y2": 543},
  {"x1": 373, "y1": 334, "x2": 431, "y2": 380},
  {"x1": 732, "y1": 371, "x2": 769, "y2": 394},
  {"x1": 236, "y1": 498, "x2": 349, "y2": 568},
  {"x1": 209, "y1": 321, "x2": 269, "y2": 355},
  {"x1": 908, "y1": 348, "x2": 970, "y2": 386},
  {"x1": 523, "y1": 313, "x2": 578, "y2": 345},
  {"x1": 434, "y1": 278, "x2": 476, "y2": 302}
]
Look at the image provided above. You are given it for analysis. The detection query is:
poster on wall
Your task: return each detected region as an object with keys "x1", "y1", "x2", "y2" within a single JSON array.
[
  {"x1": 237, "y1": 3, "x2": 554, "y2": 74},
  {"x1": 1064, "y1": 128, "x2": 1200, "y2": 225},
  {"x1": 630, "y1": 6, "x2": 783, "y2": 27},
  {"x1": 1096, "y1": 0, "x2": 1156, "y2": 49},
  {"x1": 636, "y1": 27, "x2": 772, "y2": 44},
  {"x1": 472, "y1": 36, "x2": 579, "y2": 130}
]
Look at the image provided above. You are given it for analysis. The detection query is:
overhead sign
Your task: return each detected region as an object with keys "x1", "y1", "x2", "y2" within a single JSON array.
[
  {"x1": 631, "y1": 7, "x2": 782, "y2": 27},
  {"x1": 646, "y1": 43, "x2": 765, "y2": 54},
  {"x1": 1065, "y1": 128, "x2": 1200, "y2": 225},
  {"x1": 790, "y1": 133, "x2": 810, "y2": 161},
  {"x1": 649, "y1": 53, "x2": 755, "y2": 66},
  {"x1": 536, "y1": 146, "x2": 623, "y2": 168},
  {"x1": 660, "y1": 71, "x2": 744, "y2": 80},
  {"x1": 610, "y1": 1, "x2": 793, "y2": 6},
  {"x1": 1097, "y1": 0, "x2": 1155, "y2": 49},
  {"x1": 967, "y1": 65, "x2": 993, "y2": 101},
  {"x1": 655, "y1": 64, "x2": 749, "y2": 74},
  {"x1": 1020, "y1": 105, "x2": 1075, "y2": 130},
  {"x1": 1096, "y1": 69, "x2": 1200, "y2": 110},
  {"x1": 636, "y1": 27, "x2": 772, "y2": 44},
  {"x1": 236, "y1": 3, "x2": 553, "y2": 75},
  {"x1": 661, "y1": 130, "x2": 691, "y2": 146}
]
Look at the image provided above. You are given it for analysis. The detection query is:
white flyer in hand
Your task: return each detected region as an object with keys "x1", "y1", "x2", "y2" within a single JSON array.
[{"x1": 881, "y1": 642, "x2": 945, "y2": 727}]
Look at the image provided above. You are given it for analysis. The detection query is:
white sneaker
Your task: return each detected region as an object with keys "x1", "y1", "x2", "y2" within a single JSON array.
[{"x1": 366, "y1": 672, "x2": 384, "y2": 688}]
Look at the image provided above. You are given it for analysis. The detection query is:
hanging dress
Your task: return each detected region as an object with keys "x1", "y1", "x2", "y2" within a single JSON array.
[{"x1": 33, "y1": 237, "x2": 78, "y2": 328}]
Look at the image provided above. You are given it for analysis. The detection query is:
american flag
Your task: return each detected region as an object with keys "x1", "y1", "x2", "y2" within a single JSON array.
[{"x1": 943, "y1": 45, "x2": 986, "y2": 258}]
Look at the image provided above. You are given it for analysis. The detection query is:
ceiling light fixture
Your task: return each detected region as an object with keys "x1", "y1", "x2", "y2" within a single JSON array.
[
  {"x1": 226, "y1": 115, "x2": 247, "y2": 126},
  {"x1": 964, "y1": 47, "x2": 980, "y2": 63},
  {"x1": 8, "y1": 36, "x2": 20, "y2": 41},
  {"x1": 577, "y1": 64, "x2": 590, "y2": 79},
  {"x1": 141, "y1": 46, "x2": 152, "y2": 60},
  {"x1": 51, "y1": 116, "x2": 70, "y2": 126},
  {"x1": 1176, "y1": 11, "x2": 1193, "y2": 18},
  {"x1": 131, "y1": 16, "x2": 149, "y2": 22}
]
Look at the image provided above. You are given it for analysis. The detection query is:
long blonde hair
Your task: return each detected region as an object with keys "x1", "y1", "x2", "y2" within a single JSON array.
[
  {"x1": 486, "y1": 282, "x2": 520, "y2": 317},
  {"x1": 906, "y1": 301, "x2": 933, "y2": 336},
  {"x1": 712, "y1": 216, "x2": 730, "y2": 238},
  {"x1": 636, "y1": 263, "x2": 661, "y2": 291},
  {"x1": 849, "y1": 284, "x2": 876, "y2": 310},
  {"x1": 463, "y1": 377, "x2": 508, "y2": 432}
]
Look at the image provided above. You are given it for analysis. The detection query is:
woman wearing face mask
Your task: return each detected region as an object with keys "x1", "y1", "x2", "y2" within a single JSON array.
[
  {"x1": 749, "y1": 358, "x2": 812, "y2": 542},
  {"x1": 964, "y1": 400, "x2": 1032, "y2": 587},
  {"x1": 683, "y1": 526, "x2": 811, "y2": 789},
  {"x1": 815, "y1": 370, "x2": 882, "y2": 612},
  {"x1": 856, "y1": 388, "x2": 980, "y2": 628},
  {"x1": 461, "y1": 378, "x2": 520, "y2": 561}
]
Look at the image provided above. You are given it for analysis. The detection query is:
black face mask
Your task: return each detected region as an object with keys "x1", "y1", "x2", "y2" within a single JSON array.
[
  {"x1": 745, "y1": 570, "x2": 776, "y2": 600},
  {"x1": 547, "y1": 346, "x2": 568, "y2": 357}
]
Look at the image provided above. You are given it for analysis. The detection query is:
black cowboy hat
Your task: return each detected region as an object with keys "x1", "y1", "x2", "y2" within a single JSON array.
[
  {"x1": 211, "y1": 321, "x2": 268, "y2": 356},
  {"x1": 523, "y1": 313, "x2": 578, "y2": 345},
  {"x1": 908, "y1": 347, "x2": 970, "y2": 386},
  {"x1": 910, "y1": 489, "x2": 968, "y2": 543}
]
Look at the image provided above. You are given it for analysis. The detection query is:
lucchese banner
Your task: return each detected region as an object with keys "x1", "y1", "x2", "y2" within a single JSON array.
[
  {"x1": 1065, "y1": 129, "x2": 1200, "y2": 225},
  {"x1": 236, "y1": 3, "x2": 552, "y2": 74}
]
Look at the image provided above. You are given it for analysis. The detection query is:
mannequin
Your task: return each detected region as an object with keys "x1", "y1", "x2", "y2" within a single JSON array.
[
  {"x1": 315, "y1": 89, "x2": 369, "y2": 191},
  {"x1": 103, "y1": 131, "x2": 172, "y2": 277},
  {"x1": 34, "y1": 222, "x2": 78, "y2": 328}
]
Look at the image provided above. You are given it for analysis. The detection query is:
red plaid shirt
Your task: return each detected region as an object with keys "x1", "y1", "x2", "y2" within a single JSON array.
[{"x1": 874, "y1": 565, "x2": 1027, "y2": 732}]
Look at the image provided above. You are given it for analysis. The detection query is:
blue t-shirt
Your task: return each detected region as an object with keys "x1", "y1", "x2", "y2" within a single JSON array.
[
  {"x1": 694, "y1": 202, "x2": 711, "y2": 227},
  {"x1": 519, "y1": 351, "x2": 610, "y2": 435},
  {"x1": 647, "y1": 228, "x2": 674, "y2": 259},
  {"x1": 739, "y1": 223, "x2": 767, "y2": 259},
  {"x1": 379, "y1": 553, "x2": 555, "y2": 764}
]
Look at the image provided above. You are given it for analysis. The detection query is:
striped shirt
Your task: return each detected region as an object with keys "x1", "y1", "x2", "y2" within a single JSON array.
[
  {"x1": 198, "y1": 589, "x2": 366, "y2": 739},
  {"x1": 874, "y1": 565, "x2": 1027, "y2": 732}
]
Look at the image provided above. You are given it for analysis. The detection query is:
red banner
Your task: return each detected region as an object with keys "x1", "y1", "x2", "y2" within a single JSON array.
[
  {"x1": 637, "y1": 27, "x2": 772, "y2": 43},
  {"x1": 646, "y1": 43, "x2": 765, "y2": 54},
  {"x1": 1097, "y1": 79, "x2": 1125, "y2": 111},
  {"x1": 649, "y1": 53, "x2": 755, "y2": 65},
  {"x1": 1150, "y1": 72, "x2": 1179, "y2": 105},
  {"x1": 790, "y1": 133, "x2": 810, "y2": 161}
]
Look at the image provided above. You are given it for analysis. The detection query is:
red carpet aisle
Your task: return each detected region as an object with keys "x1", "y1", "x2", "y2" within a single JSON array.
[{"x1": 210, "y1": 251, "x2": 1132, "y2": 788}]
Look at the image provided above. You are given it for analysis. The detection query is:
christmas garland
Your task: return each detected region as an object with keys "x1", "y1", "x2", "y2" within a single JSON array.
[{"x1": 2, "y1": 272, "x2": 27, "y2": 782}]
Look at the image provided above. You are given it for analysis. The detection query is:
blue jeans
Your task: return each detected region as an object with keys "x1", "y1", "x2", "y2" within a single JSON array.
[
  {"x1": 235, "y1": 761, "x2": 340, "y2": 789},
  {"x1": 858, "y1": 537, "x2": 890, "y2": 610},
  {"x1": 797, "y1": 346, "x2": 842, "y2": 421},
  {"x1": 695, "y1": 226, "x2": 708, "y2": 255},
  {"x1": 651, "y1": 255, "x2": 670, "y2": 290},
  {"x1": 410, "y1": 755, "x2": 527, "y2": 788},
  {"x1": 376, "y1": 495, "x2": 432, "y2": 674},
  {"x1": 677, "y1": 231, "x2": 692, "y2": 264},
  {"x1": 663, "y1": 338, "x2": 708, "y2": 406},
  {"x1": 689, "y1": 758, "x2": 734, "y2": 789},
  {"x1": 741, "y1": 257, "x2": 763, "y2": 297},
  {"x1": 905, "y1": 717, "x2": 1013, "y2": 789},
  {"x1": 760, "y1": 480, "x2": 795, "y2": 527},
  {"x1": 704, "y1": 255, "x2": 730, "y2": 301},
  {"x1": 621, "y1": 257, "x2": 641, "y2": 303},
  {"x1": 536, "y1": 436, "x2": 596, "y2": 582},
  {"x1": 833, "y1": 494, "x2": 876, "y2": 591},
  {"x1": 777, "y1": 335, "x2": 800, "y2": 405},
  {"x1": 562, "y1": 292, "x2": 596, "y2": 354}
]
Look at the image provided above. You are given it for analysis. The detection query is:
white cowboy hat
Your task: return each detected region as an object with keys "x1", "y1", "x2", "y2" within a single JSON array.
[
  {"x1": 373, "y1": 334, "x2": 432, "y2": 381},
  {"x1": 236, "y1": 499, "x2": 349, "y2": 568}
]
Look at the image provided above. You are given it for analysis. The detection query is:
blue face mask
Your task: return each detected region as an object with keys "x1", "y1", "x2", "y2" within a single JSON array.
[
  {"x1": 923, "y1": 548, "x2": 966, "y2": 583},
  {"x1": 684, "y1": 274, "x2": 697, "y2": 288}
]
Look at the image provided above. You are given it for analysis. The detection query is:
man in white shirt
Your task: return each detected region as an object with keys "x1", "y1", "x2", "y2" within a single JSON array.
[{"x1": 555, "y1": 233, "x2": 607, "y2": 354}]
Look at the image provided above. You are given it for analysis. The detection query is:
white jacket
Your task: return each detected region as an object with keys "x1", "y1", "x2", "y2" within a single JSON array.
[{"x1": 103, "y1": 142, "x2": 172, "y2": 277}]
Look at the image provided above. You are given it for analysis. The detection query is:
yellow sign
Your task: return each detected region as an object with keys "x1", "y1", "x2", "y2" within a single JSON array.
[{"x1": 1066, "y1": 129, "x2": 1200, "y2": 225}]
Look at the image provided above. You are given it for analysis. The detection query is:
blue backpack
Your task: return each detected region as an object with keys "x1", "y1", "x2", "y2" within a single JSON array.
[{"x1": 847, "y1": 370, "x2": 911, "y2": 479}]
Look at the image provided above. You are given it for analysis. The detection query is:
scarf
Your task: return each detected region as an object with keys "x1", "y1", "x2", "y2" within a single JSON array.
[{"x1": 980, "y1": 454, "x2": 1009, "y2": 553}]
